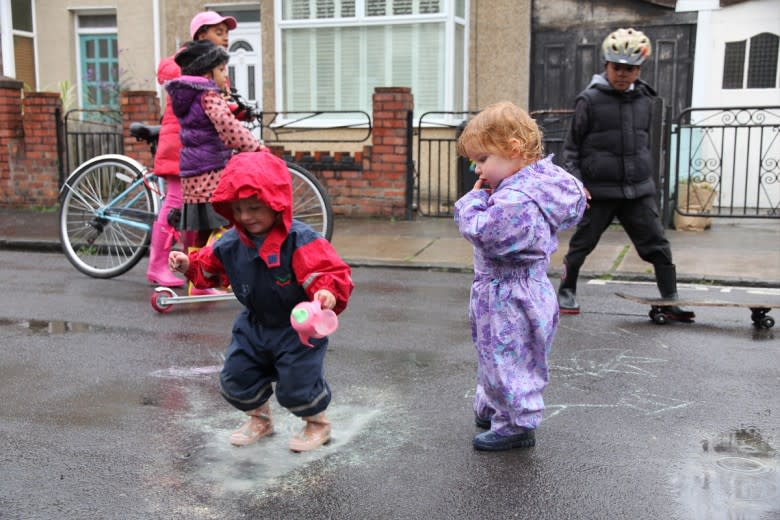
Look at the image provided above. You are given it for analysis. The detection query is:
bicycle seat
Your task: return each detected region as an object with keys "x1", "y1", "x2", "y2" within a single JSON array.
[{"x1": 129, "y1": 122, "x2": 161, "y2": 143}]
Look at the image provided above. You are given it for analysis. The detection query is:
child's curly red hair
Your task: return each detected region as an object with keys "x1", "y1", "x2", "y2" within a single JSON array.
[{"x1": 457, "y1": 101, "x2": 544, "y2": 166}]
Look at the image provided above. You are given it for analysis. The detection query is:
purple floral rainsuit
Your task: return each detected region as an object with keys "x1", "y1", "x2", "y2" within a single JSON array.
[{"x1": 454, "y1": 155, "x2": 586, "y2": 434}]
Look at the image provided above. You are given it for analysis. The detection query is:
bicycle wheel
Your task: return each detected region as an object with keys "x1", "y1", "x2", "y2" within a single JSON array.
[
  {"x1": 59, "y1": 155, "x2": 157, "y2": 278},
  {"x1": 288, "y1": 162, "x2": 334, "y2": 241}
]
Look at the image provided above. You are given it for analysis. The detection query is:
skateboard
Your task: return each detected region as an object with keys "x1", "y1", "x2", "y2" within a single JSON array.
[
  {"x1": 150, "y1": 286, "x2": 236, "y2": 313},
  {"x1": 615, "y1": 292, "x2": 776, "y2": 329}
]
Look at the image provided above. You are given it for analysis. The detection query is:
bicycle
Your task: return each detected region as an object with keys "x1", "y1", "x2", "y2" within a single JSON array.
[{"x1": 59, "y1": 121, "x2": 334, "y2": 279}]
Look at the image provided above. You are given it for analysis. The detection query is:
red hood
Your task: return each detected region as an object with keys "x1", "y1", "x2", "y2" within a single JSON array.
[{"x1": 211, "y1": 151, "x2": 292, "y2": 268}]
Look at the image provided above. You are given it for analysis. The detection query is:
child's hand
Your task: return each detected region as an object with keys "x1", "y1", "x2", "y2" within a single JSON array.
[
  {"x1": 313, "y1": 289, "x2": 336, "y2": 310},
  {"x1": 168, "y1": 251, "x2": 189, "y2": 273},
  {"x1": 473, "y1": 177, "x2": 492, "y2": 193}
]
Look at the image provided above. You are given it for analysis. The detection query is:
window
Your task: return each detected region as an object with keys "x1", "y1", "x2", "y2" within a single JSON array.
[
  {"x1": 747, "y1": 33, "x2": 779, "y2": 89},
  {"x1": 277, "y1": 0, "x2": 467, "y2": 119},
  {"x1": 722, "y1": 32, "x2": 779, "y2": 90},
  {"x1": 77, "y1": 14, "x2": 119, "y2": 109},
  {"x1": 722, "y1": 41, "x2": 745, "y2": 89},
  {"x1": 10, "y1": 0, "x2": 35, "y2": 89}
]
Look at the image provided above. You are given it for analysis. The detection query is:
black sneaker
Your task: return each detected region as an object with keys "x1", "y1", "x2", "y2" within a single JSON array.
[
  {"x1": 473, "y1": 429, "x2": 536, "y2": 451},
  {"x1": 558, "y1": 288, "x2": 580, "y2": 315},
  {"x1": 660, "y1": 305, "x2": 696, "y2": 322}
]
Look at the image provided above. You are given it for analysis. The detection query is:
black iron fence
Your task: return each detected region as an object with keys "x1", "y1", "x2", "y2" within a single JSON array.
[
  {"x1": 414, "y1": 111, "x2": 479, "y2": 217},
  {"x1": 60, "y1": 109, "x2": 123, "y2": 183},
  {"x1": 668, "y1": 106, "x2": 780, "y2": 220},
  {"x1": 247, "y1": 110, "x2": 371, "y2": 143},
  {"x1": 412, "y1": 109, "x2": 575, "y2": 217}
]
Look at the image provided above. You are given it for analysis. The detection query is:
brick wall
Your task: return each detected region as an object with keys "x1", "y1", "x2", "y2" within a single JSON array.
[
  {"x1": 0, "y1": 77, "x2": 61, "y2": 207},
  {"x1": 120, "y1": 91, "x2": 161, "y2": 169},
  {"x1": 323, "y1": 87, "x2": 413, "y2": 218},
  {"x1": 0, "y1": 78, "x2": 25, "y2": 205},
  {"x1": 0, "y1": 81, "x2": 413, "y2": 218}
]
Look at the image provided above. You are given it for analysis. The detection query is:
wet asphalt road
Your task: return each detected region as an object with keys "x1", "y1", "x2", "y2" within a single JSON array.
[{"x1": 0, "y1": 250, "x2": 779, "y2": 520}]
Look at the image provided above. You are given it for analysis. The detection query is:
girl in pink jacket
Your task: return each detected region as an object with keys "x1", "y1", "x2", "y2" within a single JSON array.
[{"x1": 146, "y1": 11, "x2": 238, "y2": 288}]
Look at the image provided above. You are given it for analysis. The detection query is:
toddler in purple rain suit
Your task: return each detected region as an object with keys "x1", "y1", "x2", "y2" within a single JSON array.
[{"x1": 454, "y1": 101, "x2": 587, "y2": 451}]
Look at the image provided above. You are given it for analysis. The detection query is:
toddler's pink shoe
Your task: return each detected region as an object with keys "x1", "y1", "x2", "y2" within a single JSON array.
[
  {"x1": 288, "y1": 413, "x2": 331, "y2": 452},
  {"x1": 230, "y1": 405, "x2": 273, "y2": 447}
]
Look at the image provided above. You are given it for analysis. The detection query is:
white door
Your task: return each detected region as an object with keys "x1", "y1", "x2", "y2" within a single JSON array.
[{"x1": 228, "y1": 23, "x2": 262, "y2": 108}]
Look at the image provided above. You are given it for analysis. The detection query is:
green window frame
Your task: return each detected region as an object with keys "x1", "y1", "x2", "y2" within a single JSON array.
[{"x1": 79, "y1": 34, "x2": 119, "y2": 109}]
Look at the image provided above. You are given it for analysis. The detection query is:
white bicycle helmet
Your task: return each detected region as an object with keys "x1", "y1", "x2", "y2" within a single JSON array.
[{"x1": 602, "y1": 28, "x2": 652, "y2": 65}]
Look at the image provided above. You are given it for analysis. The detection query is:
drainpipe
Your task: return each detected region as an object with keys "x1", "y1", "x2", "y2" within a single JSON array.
[{"x1": 153, "y1": 0, "x2": 161, "y2": 100}]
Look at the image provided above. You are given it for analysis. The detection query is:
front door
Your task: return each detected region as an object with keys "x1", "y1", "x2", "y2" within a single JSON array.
[{"x1": 228, "y1": 23, "x2": 262, "y2": 108}]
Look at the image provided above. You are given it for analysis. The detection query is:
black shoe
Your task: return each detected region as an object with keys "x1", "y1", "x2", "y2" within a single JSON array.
[
  {"x1": 473, "y1": 430, "x2": 536, "y2": 451},
  {"x1": 475, "y1": 416, "x2": 491, "y2": 429},
  {"x1": 558, "y1": 288, "x2": 580, "y2": 315},
  {"x1": 660, "y1": 305, "x2": 696, "y2": 322}
]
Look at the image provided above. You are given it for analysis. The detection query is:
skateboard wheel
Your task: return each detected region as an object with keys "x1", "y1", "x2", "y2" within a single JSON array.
[
  {"x1": 151, "y1": 287, "x2": 176, "y2": 313},
  {"x1": 760, "y1": 316, "x2": 774, "y2": 329},
  {"x1": 651, "y1": 312, "x2": 668, "y2": 325}
]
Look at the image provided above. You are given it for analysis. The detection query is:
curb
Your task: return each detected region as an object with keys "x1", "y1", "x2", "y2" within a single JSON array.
[
  {"x1": 0, "y1": 239, "x2": 62, "y2": 253},
  {"x1": 3, "y1": 239, "x2": 778, "y2": 290}
]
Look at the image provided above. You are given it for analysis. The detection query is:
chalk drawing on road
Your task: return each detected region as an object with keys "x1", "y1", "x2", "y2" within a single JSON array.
[
  {"x1": 546, "y1": 347, "x2": 691, "y2": 420},
  {"x1": 546, "y1": 392, "x2": 691, "y2": 420},
  {"x1": 150, "y1": 365, "x2": 223, "y2": 378},
  {"x1": 552, "y1": 348, "x2": 668, "y2": 379}
]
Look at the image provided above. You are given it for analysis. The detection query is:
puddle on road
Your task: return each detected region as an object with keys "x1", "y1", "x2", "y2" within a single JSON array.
[
  {"x1": 150, "y1": 365, "x2": 398, "y2": 498},
  {"x1": 672, "y1": 426, "x2": 779, "y2": 519},
  {"x1": 0, "y1": 317, "x2": 97, "y2": 335}
]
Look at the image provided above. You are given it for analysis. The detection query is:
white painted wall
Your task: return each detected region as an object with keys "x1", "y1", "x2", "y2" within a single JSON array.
[{"x1": 683, "y1": 0, "x2": 780, "y2": 107}]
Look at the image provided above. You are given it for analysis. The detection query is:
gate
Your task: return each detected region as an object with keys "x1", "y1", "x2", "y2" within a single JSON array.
[
  {"x1": 414, "y1": 111, "x2": 478, "y2": 217},
  {"x1": 412, "y1": 110, "x2": 575, "y2": 218},
  {"x1": 668, "y1": 106, "x2": 780, "y2": 220},
  {"x1": 59, "y1": 109, "x2": 123, "y2": 184}
]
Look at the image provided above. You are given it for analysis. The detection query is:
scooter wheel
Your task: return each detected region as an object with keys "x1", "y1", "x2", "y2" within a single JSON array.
[{"x1": 151, "y1": 287, "x2": 176, "y2": 313}]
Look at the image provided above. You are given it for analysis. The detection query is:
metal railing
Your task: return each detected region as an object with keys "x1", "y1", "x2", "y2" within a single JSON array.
[
  {"x1": 670, "y1": 106, "x2": 780, "y2": 219},
  {"x1": 412, "y1": 109, "x2": 576, "y2": 218},
  {"x1": 61, "y1": 109, "x2": 124, "y2": 182},
  {"x1": 247, "y1": 110, "x2": 372, "y2": 143}
]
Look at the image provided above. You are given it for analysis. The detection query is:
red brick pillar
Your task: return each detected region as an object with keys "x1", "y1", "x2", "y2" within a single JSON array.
[
  {"x1": 365, "y1": 87, "x2": 413, "y2": 217},
  {"x1": 21, "y1": 92, "x2": 62, "y2": 205},
  {"x1": 0, "y1": 77, "x2": 24, "y2": 206},
  {"x1": 120, "y1": 90, "x2": 161, "y2": 168}
]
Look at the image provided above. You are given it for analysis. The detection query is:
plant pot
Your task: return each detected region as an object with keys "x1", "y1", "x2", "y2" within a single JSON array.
[{"x1": 674, "y1": 182, "x2": 716, "y2": 231}]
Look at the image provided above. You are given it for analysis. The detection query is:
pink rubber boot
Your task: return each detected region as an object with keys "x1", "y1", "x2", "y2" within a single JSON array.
[
  {"x1": 146, "y1": 222, "x2": 185, "y2": 287},
  {"x1": 288, "y1": 412, "x2": 331, "y2": 452},
  {"x1": 230, "y1": 403, "x2": 274, "y2": 446}
]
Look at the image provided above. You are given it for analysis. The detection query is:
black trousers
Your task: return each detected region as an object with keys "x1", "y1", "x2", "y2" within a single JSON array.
[{"x1": 561, "y1": 195, "x2": 673, "y2": 289}]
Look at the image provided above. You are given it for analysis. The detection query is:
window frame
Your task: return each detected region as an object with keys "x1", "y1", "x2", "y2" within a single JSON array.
[
  {"x1": 722, "y1": 32, "x2": 780, "y2": 90},
  {"x1": 74, "y1": 11, "x2": 119, "y2": 110},
  {"x1": 0, "y1": 0, "x2": 38, "y2": 87},
  {"x1": 274, "y1": 0, "x2": 468, "y2": 127}
]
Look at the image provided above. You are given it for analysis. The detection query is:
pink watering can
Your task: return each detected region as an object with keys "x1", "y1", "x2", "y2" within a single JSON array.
[{"x1": 290, "y1": 300, "x2": 339, "y2": 347}]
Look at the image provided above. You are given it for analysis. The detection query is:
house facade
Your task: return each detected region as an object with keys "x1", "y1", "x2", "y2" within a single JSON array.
[{"x1": 1, "y1": 0, "x2": 532, "y2": 117}]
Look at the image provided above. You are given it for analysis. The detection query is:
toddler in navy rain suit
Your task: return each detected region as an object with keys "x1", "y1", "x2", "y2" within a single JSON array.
[{"x1": 169, "y1": 151, "x2": 353, "y2": 452}]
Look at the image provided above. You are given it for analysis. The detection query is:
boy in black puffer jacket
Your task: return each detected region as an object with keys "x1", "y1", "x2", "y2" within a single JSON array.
[{"x1": 557, "y1": 28, "x2": 694, "y2": 322}]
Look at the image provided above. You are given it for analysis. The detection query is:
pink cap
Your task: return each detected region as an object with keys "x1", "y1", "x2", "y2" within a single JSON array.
[{"x1": 189, "y1": 11, "x2": 237, "y2": 39}]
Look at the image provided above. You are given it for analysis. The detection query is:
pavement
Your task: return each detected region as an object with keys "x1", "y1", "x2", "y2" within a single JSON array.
[{"x1": 1, "y1": 207, "x2": 779, "y2": 287}]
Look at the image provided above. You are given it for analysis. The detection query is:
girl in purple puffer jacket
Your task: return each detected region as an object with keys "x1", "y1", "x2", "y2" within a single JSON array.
[{"x1": 165, "y1": 40, "x2": 264, "y2": 249}]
